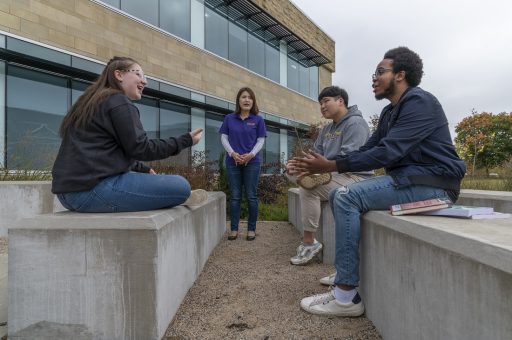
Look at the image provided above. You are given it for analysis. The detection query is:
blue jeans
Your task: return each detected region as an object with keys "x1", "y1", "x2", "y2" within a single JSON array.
[
  {"x1": 329, "y1": 175, "x2": 452, "y2": 287},
  {"x1": 57, "y1": 172, "x2": 191, "y2": 213},
  {"x1": 226, "y1": 162, "x2": 261, "y2": 232}
]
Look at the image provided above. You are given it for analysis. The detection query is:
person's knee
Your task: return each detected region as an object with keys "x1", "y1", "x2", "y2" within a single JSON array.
[{"x1": 329, "y1": 185, "x2": 351, "y2": 207}]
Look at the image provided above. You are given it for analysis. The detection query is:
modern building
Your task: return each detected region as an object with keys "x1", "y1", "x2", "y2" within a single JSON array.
[{"x1": 0, "y1": 0, "x2": 335, "y2": 171}]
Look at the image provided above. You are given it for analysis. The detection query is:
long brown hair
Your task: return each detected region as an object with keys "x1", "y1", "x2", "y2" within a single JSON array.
[
  {"x1": 59, "y1": 56, "x2": 138, "y2": 137},
  {"x1": 234, "y1": 87, "x2": 259, "y2": 115}
]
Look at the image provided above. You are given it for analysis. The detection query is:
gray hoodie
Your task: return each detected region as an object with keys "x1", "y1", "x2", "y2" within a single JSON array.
[{"x1": 313, "y1": 105, "x2": 373, "y2": 177}]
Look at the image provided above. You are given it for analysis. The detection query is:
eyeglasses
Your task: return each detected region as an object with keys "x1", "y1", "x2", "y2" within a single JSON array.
[
  {"x1": 372, "y1": 68, "x2": 393, "y2": 80},
  {"x1": 123, "y1": 69, "x2": 147, "y2": 82}
]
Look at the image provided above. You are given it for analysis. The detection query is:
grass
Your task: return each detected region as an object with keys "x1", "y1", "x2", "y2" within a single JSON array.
[
  {"x1": 0, "y1": 169, "x2": 52, "y2": 181},
  {"x1": 461, "y1": 177, "x2": 512, "y2": 191}
]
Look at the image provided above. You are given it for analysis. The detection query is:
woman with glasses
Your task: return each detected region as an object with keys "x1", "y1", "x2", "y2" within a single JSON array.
[
  {"x1": 52, "y1": 56, "x2": 206, "y2": 212},
  {"x1": 220, "y1": 87, "x2": 267, "y2": 241}
]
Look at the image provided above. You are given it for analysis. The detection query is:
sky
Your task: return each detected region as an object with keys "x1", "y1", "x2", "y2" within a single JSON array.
[{"x1": 291, "y1": 0, "x2": 512, "y2": 138}]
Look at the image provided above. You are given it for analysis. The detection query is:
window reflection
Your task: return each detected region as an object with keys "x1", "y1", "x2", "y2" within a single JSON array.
[
  {"x1": 205, "y1": 6, "x2": 228, "y2": 59},
  {"x1": 134, "y1": 97, "x2": 158, "y2": 139},
  {"x1": 121, "y1": 0, "x2": 158, "y2": 26},
  {"x1": 160, "y1": 0, "x2": 191, "y2": 41},
  {"x1": 205, "y1": 112, "x2": 224, "y2": 168},
  {"x1": 264, "y1": 126, "x2": 280, "y2": 173},
  {"x1": 265, "y1": 44, "x2": 280, "y2": 83},
  {"x1": 160, "y1": 101, "x2": 191, "y2": 166},
  {"x1": 228, "y1": 21, "x2": 247, "y2": 67},
  {"x1": 6, "y1": 66, "x2": 68, "y2": 169}
]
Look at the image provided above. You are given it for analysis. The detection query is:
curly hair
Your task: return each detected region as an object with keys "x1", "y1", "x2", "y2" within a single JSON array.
[{"x1": 384, "y1": 47, "x2": 423, "y2": 87}]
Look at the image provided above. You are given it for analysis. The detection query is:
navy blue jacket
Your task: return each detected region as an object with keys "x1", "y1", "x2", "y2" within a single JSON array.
[{"x1": 335, "y1": 87, "x2": 466, "y2": 196}]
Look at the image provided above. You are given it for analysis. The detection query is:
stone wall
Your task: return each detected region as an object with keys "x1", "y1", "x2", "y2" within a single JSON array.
[{"x1": 0, "y1": 0, "x2": 333, "y2": 124}]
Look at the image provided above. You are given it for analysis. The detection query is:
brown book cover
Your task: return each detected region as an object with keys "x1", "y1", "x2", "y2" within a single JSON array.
[{"x1": 390, "y1": 198, "x2": 452, "y2": 216}]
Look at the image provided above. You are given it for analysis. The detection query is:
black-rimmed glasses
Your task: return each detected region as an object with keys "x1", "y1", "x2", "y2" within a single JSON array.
[{"x1": 372, "y1": 68, "x2": 393, "y2": 80}]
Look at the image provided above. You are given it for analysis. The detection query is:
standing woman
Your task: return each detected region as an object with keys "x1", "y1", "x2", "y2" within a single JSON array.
[
  {"x1": 52, "y1": 56, "x2": 206, "y2": 212},
  {"x1": 219, "y1": 87, "x2": 267, "y2": 241}
]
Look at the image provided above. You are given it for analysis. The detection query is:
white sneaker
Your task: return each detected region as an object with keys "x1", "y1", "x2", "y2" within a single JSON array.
[
  {"x1": 183, "y1": 189, "x2": 208, "y2": 206},
  {"x1": 319, "y1": 272, "x2": 336, "y2": 286},
  {"x1": 300, "y1": 289, "x2": 364, "y2": 317},
  {"x1": 290, "y1": 240, "x2": 323, "y2": 265}
]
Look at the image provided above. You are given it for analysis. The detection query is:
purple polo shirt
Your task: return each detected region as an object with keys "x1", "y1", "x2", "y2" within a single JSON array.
[{"x1": 219, "y1": 113, "x2": 267, "y2": 166}]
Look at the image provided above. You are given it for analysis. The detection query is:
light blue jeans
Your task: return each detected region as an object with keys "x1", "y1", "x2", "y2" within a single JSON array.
[
  {"x1": 57, "y1": 172, "x2": 191, "y2": 213},
  {"x1": 226, "y1": 162, "x2": 261, "y2": 232},
  {"x1": 329, "y1": 175, "x2": 452, "y2": 287}
]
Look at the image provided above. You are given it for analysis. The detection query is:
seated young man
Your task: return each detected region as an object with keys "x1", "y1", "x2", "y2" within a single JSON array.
[
  {"x1": 286, "y1": 86, "x2": 372, "y2": 265},
  {"x1": 292, "y1": 47, "x2": 466, "y2": 316}
]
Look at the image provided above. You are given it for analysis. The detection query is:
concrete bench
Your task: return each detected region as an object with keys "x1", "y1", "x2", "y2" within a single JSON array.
[
  {"x1": 288, "y1": 188, "x2": 512, "y2": 339},
  {"x1": 8, "y1": 192, "x2": 226, "y2": 340}
]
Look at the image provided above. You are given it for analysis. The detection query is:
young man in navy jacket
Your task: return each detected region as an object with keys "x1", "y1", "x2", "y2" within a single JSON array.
[{"x1": 291, "y1": 47, "x2": 466, "y2": 317}]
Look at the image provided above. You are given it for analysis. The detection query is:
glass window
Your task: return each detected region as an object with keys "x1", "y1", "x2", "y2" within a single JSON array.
[
  {"x1": 309, "y1": 66, "x2": 319, "y2": 99},
  {"x1": 264, "y1": 125, "x2": 280, "y2": 172},
  {"x1": 160, "y1": 0, "x2": 191, "y2": 41},
  {"x1": 71, "y1": 57, "x2": 104, "y2": 75},
  {"x1": 71, "y1": 80, "x2": 89, "y2": 106},
  {"x1": 205, "y1": 7, "x2": 228, "y2": 59},
  {"x1": 100, "y1": 0, "x2": 120, "y2": 8},
  {"x1": 6, "y1": 65, "x2": 68, "y2": 169},
  {"x1": 205, "y1": 112, "x2": 224, "y2": 166},
  {"x1": 265, "y1": 43, "x2": 280, "y2": 83},
  {"x1": 121, "y1": 0, "x2": 158, "y2": 26},
  {"x1": 160, "y1": 102, "x2": 190, "y2": 138},
  {"x1": 287, "y1": 56, "x2": 299, "y2": 92},
  {"x1": 7, "y1": 37, "x2": 70, "y2": 66},
  {"x1": 160, "y1": 101, "x2": 191, "y2": 166},
  {"x1": 299, "y1": 63, "x2": 309, "y2": 96},
  {"x1": 248, "y1": 34, "x2": 264, "y2": 75},
  {"x1": 134, "y1": 97, "x2": 158, "y2": 139},
  {"x1": 228, "y1": 21, "x2": 247, "y2": 67}
]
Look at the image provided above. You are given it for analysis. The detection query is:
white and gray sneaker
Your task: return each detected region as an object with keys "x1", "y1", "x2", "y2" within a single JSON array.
[
  {"x1": 182, "y1": 189, "x2": 208, "y2": 206},
  {"x1": 300, "y1": 289, "x2": 364, "y2": 317},
  {"x1": 319, "y1": 272, "x2": 336, "y2": 286},
  {"x1": 290, "y1": 240, "x2": 323, "y2": 265}
]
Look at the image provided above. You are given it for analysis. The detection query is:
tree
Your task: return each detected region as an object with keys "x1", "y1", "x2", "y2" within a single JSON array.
[
  {"x1": 368, "y1": 113, "x2": 380, "y2": 133},
  {"x1": 455, "y1": 110, "x2": 512, "y2": 175}
]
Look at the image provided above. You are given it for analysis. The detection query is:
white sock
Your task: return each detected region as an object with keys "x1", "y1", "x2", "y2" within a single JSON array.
[{"x1": 334, "y1": 286, "x2": 356, "y2": 303}]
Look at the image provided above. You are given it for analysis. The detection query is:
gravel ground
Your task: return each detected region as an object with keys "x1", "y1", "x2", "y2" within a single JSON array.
[{"x1": 165, "y1": 221, "x2": 381, "y2": 340}]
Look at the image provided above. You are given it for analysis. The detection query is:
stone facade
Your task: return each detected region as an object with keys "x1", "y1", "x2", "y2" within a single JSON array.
[
  {"x1": 251, "y1": 0, "x2": 335, "y2": 72},
  {"x1": 0, "y1": 0, "x2": 334, "y2": 124}
]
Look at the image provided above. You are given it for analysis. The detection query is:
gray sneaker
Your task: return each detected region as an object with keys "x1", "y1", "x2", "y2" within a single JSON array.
[
  {"x1": 300, "y1": 289, "x2": 365, "y2": 317},
  {"x1": 290, "y1": 240, "x2": 323, "y2": 265}
]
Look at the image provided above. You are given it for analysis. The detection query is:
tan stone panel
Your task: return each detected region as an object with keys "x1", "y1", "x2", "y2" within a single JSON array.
[
  {"x1": 0, "y1": 10, "x2": 21, "y2": 30},
  {"x1": 48, "y1": 28, "x2": 74, "y2": 48},
  {"x1": 30, "y1": 1, "x2": 81, "y2": 28},
  {"x1": 75, "y1": 37, "x2": 97, "y2": 55},
  {"x1": 9, "y1": 6, "x2": 40, "y2": 23},
  {"x1": 319, "y1": 66, "x2": 332, "y2": 91},
  {"x1": 20, "y1": 18, "x2": 48, "y2": 39},
  {"x1": 0, "y1": 3, "x2": 9, "y2": 13}
]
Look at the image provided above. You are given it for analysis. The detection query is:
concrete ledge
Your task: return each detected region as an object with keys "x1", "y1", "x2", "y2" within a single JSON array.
[
  {"x1": 361, "y1": 211, "x2": 512, "y2": 340},
  {"x1": 287, "y1": 187, "x2": 336, "y2": 264},
  {"x1": 458, "y1": 189, "x2": 512, "y2": 212},
  {"x1": 288, "y1": 188, "x2": 512, "y2": 339},
  {"x1": 0, "y1": 181, "x2": 65, "y2": 237},
  {"x1": 8, "y1": 192, "x2": 226, "y2": 340}
]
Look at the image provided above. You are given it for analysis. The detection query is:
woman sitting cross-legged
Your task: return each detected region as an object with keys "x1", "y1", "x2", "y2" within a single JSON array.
[{"x1": 52, "y1": 56, "x2": 206, "y2": 212}]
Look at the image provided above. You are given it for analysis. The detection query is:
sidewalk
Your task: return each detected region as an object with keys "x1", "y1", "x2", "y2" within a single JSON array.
[{"x1": 165, "y1": 221, "x2": 381, "y2": 339}]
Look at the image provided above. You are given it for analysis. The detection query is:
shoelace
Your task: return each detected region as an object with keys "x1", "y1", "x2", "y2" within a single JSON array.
[{"x1": 309, "y1": 290, "x2": 335, "y2": 306}]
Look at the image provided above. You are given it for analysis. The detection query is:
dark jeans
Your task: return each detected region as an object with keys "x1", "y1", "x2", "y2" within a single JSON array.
[{"x1": 226, "y1": 162, "x2": 261, "y2": 231}]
